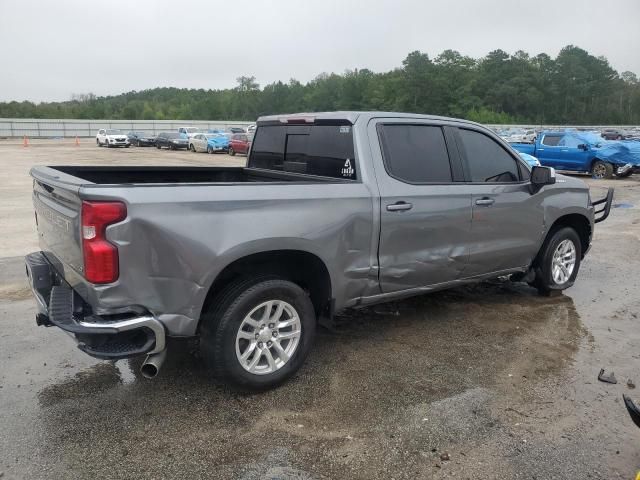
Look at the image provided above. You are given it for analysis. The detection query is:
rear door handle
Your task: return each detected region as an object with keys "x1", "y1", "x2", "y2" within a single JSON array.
[
  {"x1": 386, "y1": 201, "x2": 413, "y2": 212},
  {"x1": 475, "y1": 198, "x2": 495, "y2": 206}
]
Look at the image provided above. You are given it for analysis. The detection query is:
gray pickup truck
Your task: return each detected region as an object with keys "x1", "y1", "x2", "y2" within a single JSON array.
[{"x1": 26, "y1": 112, "x2": 613, "y2": 390}]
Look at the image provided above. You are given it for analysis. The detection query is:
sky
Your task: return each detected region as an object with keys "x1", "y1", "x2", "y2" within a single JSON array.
[{"x1": 1, "y1": 0, "x2": 639, "y2": 103}]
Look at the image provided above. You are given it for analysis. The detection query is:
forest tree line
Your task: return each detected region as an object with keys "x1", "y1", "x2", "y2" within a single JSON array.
[{"x1": 2, "y1": 45, "x2": 639, "y2": 125}]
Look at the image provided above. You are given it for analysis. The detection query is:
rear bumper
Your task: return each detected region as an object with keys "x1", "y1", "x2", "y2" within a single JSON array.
[{"x1": 25, "y1": 251, "x2": 165, "y2": 360}]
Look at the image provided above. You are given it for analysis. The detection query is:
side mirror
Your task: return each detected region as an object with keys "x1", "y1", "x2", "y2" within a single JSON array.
[{"x1": 531, "y1": 166, "x2": 556, "y2": 188}]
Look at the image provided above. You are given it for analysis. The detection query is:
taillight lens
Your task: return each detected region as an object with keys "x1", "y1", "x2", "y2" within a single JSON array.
[{"x1": 81, "y1": 201, "x2": 126, "y2": 284}]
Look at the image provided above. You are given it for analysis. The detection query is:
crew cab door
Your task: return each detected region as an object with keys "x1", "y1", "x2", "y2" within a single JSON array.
[
  {"x1": 556, "y1": 134, "x2": 593, "y2": 171},
  {"x1": 454, "y1": 127, "x2": 543, "y2": 276},
  {"x1": 369, "y1": 120, "x2": 473, "y2": 292}
]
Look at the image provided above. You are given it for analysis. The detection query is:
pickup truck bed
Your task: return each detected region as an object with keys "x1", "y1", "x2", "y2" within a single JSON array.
[{"x1": 46, "y1": 166, "x2": 346, "y2": 185}]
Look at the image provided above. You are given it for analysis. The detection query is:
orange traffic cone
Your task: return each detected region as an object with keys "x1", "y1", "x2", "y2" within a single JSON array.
[
  {"x1": 75, "y1": 136, "x2": 80, "y2": 146},
  {"x1": 23, "y1": 135, "x2": 29, "y2": 147}
]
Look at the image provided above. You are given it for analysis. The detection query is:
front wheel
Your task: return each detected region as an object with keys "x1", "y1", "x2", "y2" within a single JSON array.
[
  {"x1": 229, "y1": 147, "x2": 235, "y2": 156},
  {"x1": 207, "y1": 145, "x2": 213, "y2": 154},
  {"x1": 531, "y1": 227, "x2": 582, "y2": 295},
  {"x1": 199, "y1": 277, "x2": 316, "y2": 390},
  {"x1": 591, "y1": 160, "x2": 614, "y2": 179}
]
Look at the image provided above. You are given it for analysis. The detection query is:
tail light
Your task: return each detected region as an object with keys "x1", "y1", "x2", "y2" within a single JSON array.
[{"x1": 81, "y1": 201, "x2": 126, "y2": 284}]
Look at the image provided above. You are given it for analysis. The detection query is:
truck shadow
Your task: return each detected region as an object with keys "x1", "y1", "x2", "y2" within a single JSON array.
[{"x1": 36, "y1": 281, "x2": 583, "y2": 478}]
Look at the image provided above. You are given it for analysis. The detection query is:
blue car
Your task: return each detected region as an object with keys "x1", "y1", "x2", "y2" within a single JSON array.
[
  {"x1": 207, "y1": 133, "x2": 229, "y2": 153},
  {"x1": 511, "y1": 130, "x2": 640, "y2": 179}
]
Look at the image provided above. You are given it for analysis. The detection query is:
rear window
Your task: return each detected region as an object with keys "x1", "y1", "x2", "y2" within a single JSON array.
[{"x1": 249, "y1": 125, "x2": 356, "y2": 180}]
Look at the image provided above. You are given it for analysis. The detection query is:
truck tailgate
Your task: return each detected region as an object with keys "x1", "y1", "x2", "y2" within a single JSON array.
[{"x1": 31, "y1": 167, "x2": 85, "y2": 278}]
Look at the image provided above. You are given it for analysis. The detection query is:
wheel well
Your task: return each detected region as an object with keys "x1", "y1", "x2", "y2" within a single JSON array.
[
  {"x1": 548, "y1": 214, "x2": 591, "y2": 257},
  {"x1": 201, "y1": 250, "x2": 332, "y2": 321}
]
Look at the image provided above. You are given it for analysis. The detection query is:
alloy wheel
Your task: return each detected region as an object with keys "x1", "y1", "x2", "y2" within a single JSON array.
[{"x1": 235, "y1": 300, "x2": 302, "y2": 375}]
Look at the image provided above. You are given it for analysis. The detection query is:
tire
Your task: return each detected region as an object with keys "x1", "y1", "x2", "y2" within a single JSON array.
[
  {"x1": 591, "y1": 160, "x2": 614, "y2": 179},
  {"x1": 190, "y1": 144, "x2": 196, "y2": 152},
  {"x1": 207, "y1": 145, "x2": 213, "y2": 154},
  {"x1": 199, "y1": 277, "x2": 316, "y2": 390},
  {"x1": 96, "y1": 138, "x2": 101, "y2": 147},
  {"x1": 156, "y1": 143, "x2": 162, "y2": 149},
  {"x1": 229, "y1": 147, "x2": 235, "y2": 156},
  {"x1": 531, "y1": 226, "x2": 582, "y2": 295},
  {"x1": 125, "y1": 144, "x2": 130, "y2": 148}
]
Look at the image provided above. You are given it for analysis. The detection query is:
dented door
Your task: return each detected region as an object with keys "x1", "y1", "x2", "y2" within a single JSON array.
[{"x1": 369, "y1": 119, "x2": 473, "y2": 293}]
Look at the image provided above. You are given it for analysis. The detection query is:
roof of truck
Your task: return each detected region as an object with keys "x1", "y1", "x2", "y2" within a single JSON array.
[{"x1": 256, "y1": 111, "x2": 484, "y2": 127}]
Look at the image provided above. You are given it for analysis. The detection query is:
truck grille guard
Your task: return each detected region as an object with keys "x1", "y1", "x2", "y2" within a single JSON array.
[{"x1": 592, "y1": 187, "x2": 614, "y2": 224}]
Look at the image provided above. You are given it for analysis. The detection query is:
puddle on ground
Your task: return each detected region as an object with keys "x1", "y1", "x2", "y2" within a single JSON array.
[
  {"x1": 33, "y1": 281, "x2": 584, "y2": 479},
  {"x1": 613, "y1": 203, "x2": 634, "y2": 209}
]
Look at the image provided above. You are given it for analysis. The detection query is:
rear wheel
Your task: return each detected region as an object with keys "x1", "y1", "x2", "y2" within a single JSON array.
[
  {"x1": 96, "y1": 138, "x2": 101, "y2": 147},
  {"x1": 190, "y1": 144, "x2": 196, "y2": 152},
  {"x1": 229, "y1": 146, "x2": 235, "y2": 156},
  {"x1": 207, "y1": 145, "x2": 213, "y2": 154},
  {"x1": 531, "y1": 227, "x2": 582, "y2": 295},
  {"x1": 591, "y1": 160, "x2": 613, "y2": 179},
  {"x1": 199, "y1": 277, "x2": 316, "y2": 390}
]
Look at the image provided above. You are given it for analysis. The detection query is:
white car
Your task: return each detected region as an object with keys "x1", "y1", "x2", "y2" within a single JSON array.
[
  {"x1": 96, "y1": 129, "x2": 130, "y2": 148},
  {"x1": 178, "y1": 127, "x2": 201, "y2": 140},
  {"x1": 247, "y1": 124, "x2": 257, "y2": 133},
  {"x1": 505, "y1": 129, "x2": 537, "y2": 143}
]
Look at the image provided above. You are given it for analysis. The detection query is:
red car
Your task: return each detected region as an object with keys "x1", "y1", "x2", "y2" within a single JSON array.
[{"x1": 228, "y1": 133, "x2": 252, "y2": 156}]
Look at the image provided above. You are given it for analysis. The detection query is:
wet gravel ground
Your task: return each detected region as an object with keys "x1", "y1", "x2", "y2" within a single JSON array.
[{"x1": 1, "y1": 142, "x2": 640, "y2": 479}]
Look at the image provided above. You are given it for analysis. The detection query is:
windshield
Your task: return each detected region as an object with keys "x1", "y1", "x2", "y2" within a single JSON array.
[
  {"x1": 166, "y1": 133, "x2": 181, "y2": 139},
  {"x1": 205, "y1": 134, "x2": 225, "y2": 139},
  {"x1": 185, "y1": 128, "x2": 199, "y2": 133},
  {"x1": 106, "y1": 129, "x2": 122, "y2": 135},
  {"x1": 130, "y1": 131, "x2": 144, "y2": 136}
]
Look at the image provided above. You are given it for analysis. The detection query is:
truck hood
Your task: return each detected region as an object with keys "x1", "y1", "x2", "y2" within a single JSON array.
[{"x1": 553, "y1": 172, "x2": 588, "y2": 190}]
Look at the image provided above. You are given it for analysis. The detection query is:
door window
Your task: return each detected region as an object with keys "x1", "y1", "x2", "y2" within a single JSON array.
[
  {"x1": 541, "y1": 135, "x2": 562, "y2": 146},
  {"x1": 458, "y1": 129, "x2": 520, "y2": 183},
  {"x1": 378, "y1": 125, "x2": 453, "y2": 183}
]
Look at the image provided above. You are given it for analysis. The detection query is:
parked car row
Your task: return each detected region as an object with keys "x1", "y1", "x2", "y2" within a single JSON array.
[
  {"x1": 95, "y1": 127, "x2": 253, "y2": 155},
  {"x1": 496, "y1": 126, "x2": 640, "y2": 144}
]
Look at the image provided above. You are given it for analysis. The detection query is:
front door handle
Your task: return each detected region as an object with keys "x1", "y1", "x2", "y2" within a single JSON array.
[
  {"x1": 475, "y1": 197, "x2": 495, "y2": 206},
  {"x1": 387, "y1": 201, "x2": 413, "y2": 212}
]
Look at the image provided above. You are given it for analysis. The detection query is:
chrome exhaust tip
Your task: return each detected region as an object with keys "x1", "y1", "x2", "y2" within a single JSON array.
[{"x1": 140, "y1": 349, "x2": 167, "y2": 379}]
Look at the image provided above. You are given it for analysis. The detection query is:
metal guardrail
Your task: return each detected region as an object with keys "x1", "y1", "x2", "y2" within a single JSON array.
[
  {"x1": 1, "y1": 118, "x2": 638, "y2": 139},
  {"x1": 0, "y1": 118, "x2": 252, "y2": 138}
]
